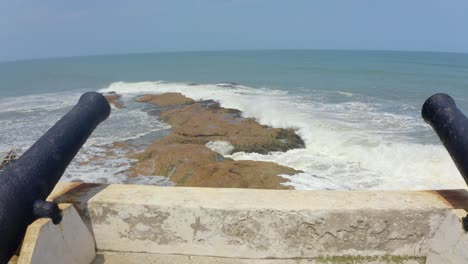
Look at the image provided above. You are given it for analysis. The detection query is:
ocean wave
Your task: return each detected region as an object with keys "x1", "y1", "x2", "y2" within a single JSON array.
[
  {"x1": 98, "y1": 80, "x2": 465, "y2": 190},
  {"x1": 0, "y1": 89, "x2": 170, "y2": 185},
  {"x1": 0, "y1": 80, "x2": 462, "y2": 190}
]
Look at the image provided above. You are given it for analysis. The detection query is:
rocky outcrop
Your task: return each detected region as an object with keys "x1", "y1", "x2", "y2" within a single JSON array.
[
  {"x1": 104, "y1": 92, "x2": 124, "y2": 109},
  {"x1": 136, "y1": 93, "x2": 194, "y2": 106},
  {"x1": 127, "y1": 92, "x2": 305, "y2": 189},
  {"x1": 143, "y1": 95, "x2": 304, "y2": 153},
  {"x1": 129, "y1": 142, "x2": 296, "y2": 189}
]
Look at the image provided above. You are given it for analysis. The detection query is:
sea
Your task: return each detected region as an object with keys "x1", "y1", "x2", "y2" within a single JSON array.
[{"x1": 1, "y1": 50, "x2": 468, "y2": 190}]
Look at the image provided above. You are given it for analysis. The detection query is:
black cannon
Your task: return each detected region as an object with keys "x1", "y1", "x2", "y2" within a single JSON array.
[
  {"x1": 0, "y1": 92, "x2": 110, "y2": 263},
  {"x1": 422, "y1": 93, "x2": 468, "y2": 185}
]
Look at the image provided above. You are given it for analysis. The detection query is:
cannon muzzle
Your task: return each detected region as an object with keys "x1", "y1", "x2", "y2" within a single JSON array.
[
  {"x1": 422, "y1": 93, "x2": 468, "y2": 186},
  {"x1": 0, "y1": 92, "x2": 110, "y2": 263}
]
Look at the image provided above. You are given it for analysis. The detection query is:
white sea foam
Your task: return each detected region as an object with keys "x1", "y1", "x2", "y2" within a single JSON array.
[
  {"x1": 336, "y1": 91, "x2": 354, "y2": 97},
  {"x1": 0, "y1": 81, "x2": 462, "y2": 190},
  {"x1": 0, "y1": 92, "x2": 79, "y2": 113},
  {"x1": 61, "y1": 144, "x2": 173, "y2": 186},
  {"x1": 0, "y1": 90, "x2": 169, "y2": 185},
  {"x1": 205, "y1": 141, "x2": 235, "y2": 155},
  {"x1": 99, "y1": 81, "x2": 466, "y2": 190}
]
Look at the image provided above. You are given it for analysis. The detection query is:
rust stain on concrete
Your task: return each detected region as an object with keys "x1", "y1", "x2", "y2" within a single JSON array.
[
  {"x1": 426, "y1": 189, "x2": 468, "y2": 209},
  {"x1": 49, "y1": 183, "x2": 108, "y2": 204}
]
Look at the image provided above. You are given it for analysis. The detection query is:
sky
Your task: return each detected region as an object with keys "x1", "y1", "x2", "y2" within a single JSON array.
[{"x1": 0, "y1": 0, "x2": 468, "y2": 61}]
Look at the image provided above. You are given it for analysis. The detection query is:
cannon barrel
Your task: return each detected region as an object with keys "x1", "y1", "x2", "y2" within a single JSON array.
[
  {"x1": 422, "y1": 93, "x2": 468, "y2": 185},
  {"x1": 0, "y1": 92, "x2": 110, "y2": 263}
]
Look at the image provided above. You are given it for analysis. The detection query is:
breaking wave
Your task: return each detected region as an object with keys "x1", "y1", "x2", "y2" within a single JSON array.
[
  {"x1": 0, "y1": 80, "x2": 463, "y2": 189},
  {"x1": 97, "y1": 81, "x2": 466, "y2": 190}
]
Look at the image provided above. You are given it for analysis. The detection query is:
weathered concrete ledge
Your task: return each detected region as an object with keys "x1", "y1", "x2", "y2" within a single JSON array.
[
  {"x1": 92, "y1": 251, "x2": 425, "y2": 264},
  {"x1": 11, "y1": 203, "x2": 95, "y2": 264},
  {"x1": 44, "y1": 183, "x2": 468, "y2": 263}
]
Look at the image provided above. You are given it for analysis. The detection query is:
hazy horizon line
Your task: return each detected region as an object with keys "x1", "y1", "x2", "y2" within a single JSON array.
[{"x1": 2, "y1": 48, "x2": 468, "y2": 64}]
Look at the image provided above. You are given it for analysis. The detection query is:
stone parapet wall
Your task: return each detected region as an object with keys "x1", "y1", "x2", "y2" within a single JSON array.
[{"x1": 47, "y1": 183, "x2": 468, "y2": 263}]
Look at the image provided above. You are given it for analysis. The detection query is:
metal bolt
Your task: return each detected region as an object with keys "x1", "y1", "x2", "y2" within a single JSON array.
[{"x1": 462, "y1": 214, "x2": 468, "y2": 232}]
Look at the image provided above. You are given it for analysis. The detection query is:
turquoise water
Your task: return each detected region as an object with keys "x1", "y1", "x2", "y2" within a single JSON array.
[
  {"x1": 1, "y1": 50, "x2": 468, "y2": 189},
  {"x1": 2, "y1": 50, "x2": 468, "y2": 104}
]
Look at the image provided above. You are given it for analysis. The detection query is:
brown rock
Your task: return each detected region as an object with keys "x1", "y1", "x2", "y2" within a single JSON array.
[
  {"x1": 104, "y1": 93, "x2": 124, "y2": 109},
  {"x1": 129, "y1": 142, "x2": 296, "y2": 189},
  {"x1": 136, "y1": 93, "x2": 195, "y2": 106},
  {"x1": 125, "y1": 92, "x2": 305, "y2": 189},
  {"x1": 159, "y1": 101, "x2": 305, "y2": 154}
]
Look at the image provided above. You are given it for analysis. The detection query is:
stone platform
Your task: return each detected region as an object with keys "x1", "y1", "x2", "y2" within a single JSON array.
[{"x1": 10, "y1": 183, "x2": 468, "y2": 263}]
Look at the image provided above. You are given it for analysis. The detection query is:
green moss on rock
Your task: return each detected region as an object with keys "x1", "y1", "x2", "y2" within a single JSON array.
[{"x1": 315, "y1": 255, "x2": 425, "y2": 264}]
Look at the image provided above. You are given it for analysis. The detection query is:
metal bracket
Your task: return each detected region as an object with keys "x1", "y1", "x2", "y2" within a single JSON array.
[{"x1": 33, "y1": 200, "x2": 62, "y2": 225}]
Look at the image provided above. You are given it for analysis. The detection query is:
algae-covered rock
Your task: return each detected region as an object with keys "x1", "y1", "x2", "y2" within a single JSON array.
[
  {"x1": 158, "y1": 100, "x2": 305, "y2": 154},
  {"x1": 129, "y1": 142, "x2": 297, "y2": 189},
  {"x1": 126, "y1": 92, "x2": 306, "y2": 189},
  {"x1": 136, "y1": 92, "x2": 194, "y2": 106}
]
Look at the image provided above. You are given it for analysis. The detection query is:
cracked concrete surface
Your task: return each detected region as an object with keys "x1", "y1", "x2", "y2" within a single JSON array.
[
  {"x1": 87, "y1": 203, "x2": 442, "y2": 258},
  {"x1": 426, "y1": 209, "x2": 468, "y2": 263},
  {"x1": 14, "y1": 204, "x2": 95, "y2": 264},
  {"x1": 49, "y1": 183, "x2": 465, "y2": 262}
]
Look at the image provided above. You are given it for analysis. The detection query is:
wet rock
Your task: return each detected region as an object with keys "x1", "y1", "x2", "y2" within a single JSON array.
[
  {"x1": 158, "y1": 101, "x2": 305, "y2": 154},
  {"x1": 129, "y1": 142, "x2": 297, "y2": 189},
  {"x1": 136, "y1": 93, "x2": 195, "y2": 107},
  {"x1": 104, "y1": 93, "x2": 124, "y2": 109},
  {"x1": 128, "y1": 92, "x2": 305, "y2": 189}
]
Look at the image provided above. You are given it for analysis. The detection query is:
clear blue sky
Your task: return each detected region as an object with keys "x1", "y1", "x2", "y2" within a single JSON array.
[{"x1": 1, "y1": 0, "x2": 467, "y2": 61}]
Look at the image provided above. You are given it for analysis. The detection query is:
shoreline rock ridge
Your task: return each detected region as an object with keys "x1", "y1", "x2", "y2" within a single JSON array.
[{"x1": 123, "y1": 92, "x2": 306, "y2": 189}]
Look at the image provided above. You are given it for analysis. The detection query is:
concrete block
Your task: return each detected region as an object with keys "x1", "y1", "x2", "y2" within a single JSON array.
[
  {"x1": 52, "y1": 183, "x2": 459, "y2": 259},
  {"x1": 426, "y1": 209, "x2": 468, "y2": 264},
  {"x1": 17, "y1": 204, "x2": 95, "y2": 264}
]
